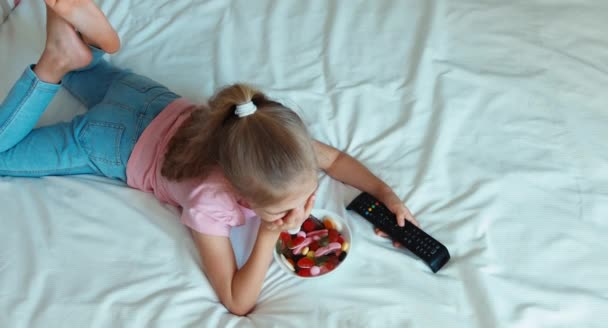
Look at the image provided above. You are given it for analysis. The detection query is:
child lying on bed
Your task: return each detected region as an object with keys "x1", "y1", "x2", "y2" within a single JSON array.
[{"x1": 0, "y1": 0, "x2": 419, "y2": 316}]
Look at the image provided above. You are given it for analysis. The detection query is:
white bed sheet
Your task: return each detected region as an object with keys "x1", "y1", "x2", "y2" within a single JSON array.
[{"x1": 1, "y1": 0, "x2": 607, "y2": 327}]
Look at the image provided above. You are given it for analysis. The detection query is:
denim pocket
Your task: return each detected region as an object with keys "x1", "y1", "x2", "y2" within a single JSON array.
[{"x1": 78, "y1": 121, "x2": 125, "y2": 166}]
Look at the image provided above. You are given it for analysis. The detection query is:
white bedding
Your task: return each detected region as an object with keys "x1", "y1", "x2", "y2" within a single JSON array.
[{"x1": 1, "y1": 0, "x2": 607, "y2": 327}]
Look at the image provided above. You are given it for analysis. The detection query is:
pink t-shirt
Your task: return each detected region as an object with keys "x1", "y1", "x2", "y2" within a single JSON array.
[{"x1": 126, "y1": 98, "x2": 257, "y2": 237}]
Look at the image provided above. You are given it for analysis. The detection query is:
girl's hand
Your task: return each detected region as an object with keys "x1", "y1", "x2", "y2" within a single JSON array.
[
  {"x1": 260, "y1": 193, "x2": 316, "y2": 232},
  {"x1": 375, "y1": 189, "x2": 419, "y2": 248}
]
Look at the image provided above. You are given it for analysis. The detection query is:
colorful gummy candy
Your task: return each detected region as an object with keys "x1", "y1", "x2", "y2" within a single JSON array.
[{"x1": 277, "y1": 215, "x2": 349, "y2": 277}]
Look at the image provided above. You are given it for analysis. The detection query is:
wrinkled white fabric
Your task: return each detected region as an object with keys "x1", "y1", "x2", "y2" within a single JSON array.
[{"x1": 1, "y1": 0, "x2": 607, "y2": 327}]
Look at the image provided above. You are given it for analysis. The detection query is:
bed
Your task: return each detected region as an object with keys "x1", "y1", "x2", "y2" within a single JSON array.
[{"x1": 1, "y1": 0, "x2": 607, "y2": 327}]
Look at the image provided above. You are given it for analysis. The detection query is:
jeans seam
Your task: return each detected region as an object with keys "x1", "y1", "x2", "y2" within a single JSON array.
[
  {"x1": 36, "y1": 84, "x2": 60, "y2": 92},
  {"x1": 134, "y1": 91, "x2": 173, "y2": 143},
  {"x1": 102, "y1": 100, "x2": 132, "y2": 111},
  {"x1": 0, "y1": 165, "x2": 91, "y2": 175}
]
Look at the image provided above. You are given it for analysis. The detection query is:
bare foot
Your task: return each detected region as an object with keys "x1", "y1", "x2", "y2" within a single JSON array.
[
  {"x1": 44, "y1": 0, "x2": 120, "y2": 54},
  {"x1": 34, "y1": 7, "x2": 93, "y2": 83}
]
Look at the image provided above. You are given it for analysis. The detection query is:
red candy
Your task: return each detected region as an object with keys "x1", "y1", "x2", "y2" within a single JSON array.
[
  {"x1": 302, "y1": 219, "x2": 316, "y2": 232},
  {"x1": 328, "y1": 229, "x2": 339, "y2": 243},
  {"x1": 280, "y1": 232, "x2": 291, "y2": 245},
  {"x1": 289, "y1": 236, "x2": 305, "y2": 249},
  {"x1": 297, "y1": 257, "x2": 314, "y2": 269}
]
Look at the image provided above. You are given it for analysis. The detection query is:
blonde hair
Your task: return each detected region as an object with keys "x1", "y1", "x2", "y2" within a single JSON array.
[{"x1": 161, "y1": 84, "x2": 318, "y2": 207}]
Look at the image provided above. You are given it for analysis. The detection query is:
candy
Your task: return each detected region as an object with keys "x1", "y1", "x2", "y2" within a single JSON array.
[
  {"x1": 319, "y1": 236, "x2": 330, "y2": 247},
  {"x1": 301, "y1": 246, "x2": 309, "y2": 256},
  {"x1": 307, "y1": 229, "x2": 328, "y2": 238},
  {"x1": 314, "y1": 255, "x2": 329, "y2": 265},
  {"x1": 319, "y1": 265, "x2": 330, "y2": 274},
  {"x1": 323, "y1": 217, "x2": 335, "y2": 230},
  {"x1": 296, "y1": 231, "x2": 306, "y2": 238},
  {"x1": 308, "y1": 215, "x2": 326, "y2": 229},
  {"x1": 339, "y1": 251, "x2": 348, "y2": 262},
  {"x1": 280, "y1": 232, "x2": 291, "y2": 245},
  {"x1": 327, "y1": 256, "x2": 339, "y2": 265},
  {"x1": 292, "y1": 237, "x2": 312, "y2": 254},
  {"x1": 298, "y1": 268, "x2": 312, "y2": 277},
  {"x1": 289, "y1": 236, "x2": 306, "y2": 249},
  {"x1": 314, "y1": 242, "x2": 342, "y2": 257},
  {"x1": 309, "y1": 241, "x2": 320, "y2": 251},
  {"x1": 310, "y1": 266, "x2": 321, "y2": 276},
  {"x1": 297, "y1": 257, "x2": 315, "y2": 269},
  {"x1": 306, "y1": 249, "x2": 315, "y2": 258},
  {"x1": 324, "y1": 260, "x2": 337, "y2": 271},
  {"x1": 341, "y1": 241, "x2": 350, "y2": 252},
  {"x1": 328, "y1": 229, "x2": 339, "y2": 243},
  {"x1": 302, "y1": 219, "x2": 316, "y2": 232}
]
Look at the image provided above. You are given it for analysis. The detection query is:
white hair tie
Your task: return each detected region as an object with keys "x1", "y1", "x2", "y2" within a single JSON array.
[{"x1": 235, "y1": 102, "x2": 257, "y2": 118}]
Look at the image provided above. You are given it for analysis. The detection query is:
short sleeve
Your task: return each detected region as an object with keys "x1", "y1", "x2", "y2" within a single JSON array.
[{"x1": 180, "y1": 188, "x2": 245, "y2": 237}]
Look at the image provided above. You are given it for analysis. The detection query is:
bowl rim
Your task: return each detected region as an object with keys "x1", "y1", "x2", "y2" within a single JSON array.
[{"x1": 273, "y1": 208, "x2": 352, "y2": 279}]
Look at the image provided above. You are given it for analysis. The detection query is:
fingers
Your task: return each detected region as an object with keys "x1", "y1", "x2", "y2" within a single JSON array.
[
  {"x1": 303, "y1": 193, "x2": 316, "y2": 218},
  {"x1": 395, "y1": 205, "x2": 419, "y2": 228},
  {"x1": 403, "y1": 207, "x2": 420, "y2": 227},
  {"x1": 279, "y1": 210, "x2": 298, "y2": 229},
  {"x1": 374, "y1": 228, "x2": 403, "y2": 248},
  {"x1": 396, "y1": 210, "x2": 406, "y2": 227},
  {"x1": 374, "y1": 228, "x2": 389, "y2": 238},
  {"x1": 273, "y1": 195, "x2": 315, "y2": 232}
]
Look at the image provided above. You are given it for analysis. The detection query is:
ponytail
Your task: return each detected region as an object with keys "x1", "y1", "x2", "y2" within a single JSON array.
[{"x1": 161, "y1": 84, "x2": 318, "y2": 206}]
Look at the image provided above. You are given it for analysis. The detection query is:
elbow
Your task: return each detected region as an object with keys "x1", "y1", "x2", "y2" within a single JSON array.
[
  {"x1": 225, "y1": 302, "x2": 254, "y2": 316},
  {"x1": 220, "y1": 295, "x2": 255, "y2": 316}
]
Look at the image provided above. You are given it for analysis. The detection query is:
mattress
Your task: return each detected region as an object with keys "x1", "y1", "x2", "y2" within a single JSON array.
[{"x1": 1, "y1": 0, "x2": 607, "y2": 327}]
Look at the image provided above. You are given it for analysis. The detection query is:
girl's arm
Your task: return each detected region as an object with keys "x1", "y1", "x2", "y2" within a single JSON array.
[
  {"x1": 190, "y1": 194, "x2": 315, "y2": 316},
  {"x1": 313, "y1": 140, "x2": 419, "y2": 227},
  {"x1": 190, "y1": 227, "x2": 279, "y2": 316}
]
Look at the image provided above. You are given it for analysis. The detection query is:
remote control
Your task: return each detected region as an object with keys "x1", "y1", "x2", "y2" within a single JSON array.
[{"x1": 346, "y1": 192, "x2": 450, "y2": 273}]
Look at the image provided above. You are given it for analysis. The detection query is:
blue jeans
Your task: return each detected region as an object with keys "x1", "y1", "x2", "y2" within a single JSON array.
[{"x1": 0, "y1": 47, "x2": 179, "y2": 181}]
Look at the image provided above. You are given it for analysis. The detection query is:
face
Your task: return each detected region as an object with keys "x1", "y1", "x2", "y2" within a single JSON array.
[{"x1": 251, "y1": 173, "x2": 318, "y2": 225}]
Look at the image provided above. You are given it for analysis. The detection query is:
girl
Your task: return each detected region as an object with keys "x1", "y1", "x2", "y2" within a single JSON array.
[{"x1": 0, "y1": 0, "x2": 418, "y2": 316}]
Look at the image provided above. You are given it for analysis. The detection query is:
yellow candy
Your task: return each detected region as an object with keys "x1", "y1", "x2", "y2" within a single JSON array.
[
  {"x1": 341, "y1": 241, "x2": 350, "y2": 252},
  {"x1": 323, "y1": 217, "x2": 335, "y2": 230},
  {"x1": 306, "y1": 250, "x2": 315, "y2": 258},
  {"x1": 301, "y1": 246, "x2": 309, "y2": 255}
]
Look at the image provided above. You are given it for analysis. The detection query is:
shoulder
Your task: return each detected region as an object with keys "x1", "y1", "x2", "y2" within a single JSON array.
[{"x1": 178, "y1": 170, "x2": 246, "y2": 234}]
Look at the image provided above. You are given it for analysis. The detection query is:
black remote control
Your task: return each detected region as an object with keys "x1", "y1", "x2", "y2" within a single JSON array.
[{"x1": 346, "y1": 192, "x2": 450, "y2": 273}]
